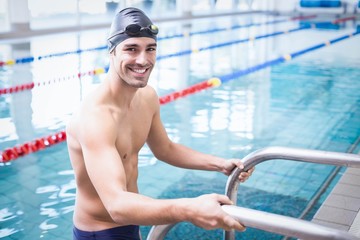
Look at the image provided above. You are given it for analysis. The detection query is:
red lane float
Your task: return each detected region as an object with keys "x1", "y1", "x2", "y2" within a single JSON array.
[
  {"x1": 290, "y1": 14, "x2": 317, "y2": 20},
  {"x1": 0, "y1": 60, "x2": 15, "y2": 67},
  {"x1": 332, "y1": 16, "x2": 356, "y2": 24},
  {"x1": 0, "y1": 67, "x2": 106, "y2": 96},
  {"x1": 0, "y1": 82, "x2": 35, "y2": 95},
  {"x1": 159, "y1": 78, "x2": 221, "y2": 105},
  {"x1": 0, "y1": 131, "x2": 66, "y2": 163}
]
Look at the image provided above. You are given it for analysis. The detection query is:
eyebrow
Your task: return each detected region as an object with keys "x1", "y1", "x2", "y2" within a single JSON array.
[
  {"x1": 123, "y1": 43, "x2": 157, "y2": 48},
  {"x1": 148, "y1": 43, "x2": 157, "y2": 48}
]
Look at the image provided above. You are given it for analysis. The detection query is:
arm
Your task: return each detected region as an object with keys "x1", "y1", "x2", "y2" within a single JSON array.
[
  {"x1": 146, "y1": 95, "x2": 254, "y2": 181},
  {"x1": 146, "y1": 98, "x2": 223, "y2": 170},
  {"x1": 77, "y1": 107, "x2": 244, "y2": 230}
]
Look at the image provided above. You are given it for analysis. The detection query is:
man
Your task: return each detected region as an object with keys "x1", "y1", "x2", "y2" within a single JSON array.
[{"x1": 66, "y1": 7, "x2": 254, "y2": 240}]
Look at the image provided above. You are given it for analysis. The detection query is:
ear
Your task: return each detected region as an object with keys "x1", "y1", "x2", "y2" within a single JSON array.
[{"x1": 110, "y1": 48, "x2": 117, "y2": 56}]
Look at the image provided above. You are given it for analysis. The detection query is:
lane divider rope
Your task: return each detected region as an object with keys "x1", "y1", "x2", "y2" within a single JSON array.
[
  {"x1": 1, "y1": 131, "x2": 66, "y2": 163},
  {"x1": 158, "y1": 15, "x2": 317, "y2": 41},
  {"x1": 1, "y1": 29, "x2": 358, "y2": 163},
  {"x1": 0, "y1": 15, "x2": 318, "y2": 67},
  {"x1": 156, "y1": 16, "x2": 355, "y2": 61},
  {"x1": 1, "y1": 16, "x2": 354, "y2": 96},
  {"x1": 0, "y1": 67, "x2": 108, "y2": 95}
]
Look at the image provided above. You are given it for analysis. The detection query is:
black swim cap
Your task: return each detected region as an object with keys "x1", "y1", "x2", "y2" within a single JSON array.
[{"x1": 107, "y1": 7, "x2": 158, "y2": 53}]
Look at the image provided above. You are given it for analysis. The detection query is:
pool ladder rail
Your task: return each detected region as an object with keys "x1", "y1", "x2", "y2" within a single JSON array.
[{"x1": 147, "y1": 147, "x2": 360, "y2": 240}]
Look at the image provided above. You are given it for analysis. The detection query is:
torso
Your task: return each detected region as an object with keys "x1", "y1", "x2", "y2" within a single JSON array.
[{"x1": 66, "y1": 81, "x2": 156, "y2": 230}]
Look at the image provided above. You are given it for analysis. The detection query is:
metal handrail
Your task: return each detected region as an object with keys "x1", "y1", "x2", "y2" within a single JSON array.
[
  {"x1": 222, "y1": 205, "x2": 359, "y2": 240},
  {"x1": 146, "y1": 147, "x2": 360, "y2": 240},
  {"x1": 225, "y1": 146, "x2": 360, "y2": 240},
  {"x1": 147, "y1": 205, "x2": 359, "y2": 240}
]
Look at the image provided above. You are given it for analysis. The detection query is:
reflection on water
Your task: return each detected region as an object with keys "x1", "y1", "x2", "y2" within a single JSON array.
[
  {"x1": 0, "y1": 165, "x2": 75, "y2": 239},
  {"x1": 36, "y1": 171, "x2": 75, "y2": 234},
  {"x1": 0, "y1": 208, "x2": 22, "y2": 237}
]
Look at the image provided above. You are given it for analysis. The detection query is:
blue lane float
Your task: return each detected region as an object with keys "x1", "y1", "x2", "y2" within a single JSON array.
[
  {"x1": 300, "y1": 0, "x2": 342, "y2": 8},
  {"x1": 157, "y1": 25, "x2": 311, "y2": 61},
  {"x1": 219, "y1": 30, "x2": 359, "y2": 84},
  {"x1": 300, "y1": 21, "x2": 341, "y2": 30},
  {"x1": 14, "y1": 46, "x2": 108, "y2": 64},
  {"x1": 157, "y1": 18, "x2": 297, "y2": 41},
  {"x1": 157, "y1": 18, "x2": 353, "y2": 61}
]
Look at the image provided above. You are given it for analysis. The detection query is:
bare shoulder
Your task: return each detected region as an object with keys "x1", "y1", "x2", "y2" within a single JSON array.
[
  {"x1": 140, "y1": 85, "x2": 160, "y2": 109},
  {"x1": 67, "y1": 98, "x2": 117, "y2": 146},
  {"x1": 142, "y1": 85, "x2": 159, "y2": 100}
]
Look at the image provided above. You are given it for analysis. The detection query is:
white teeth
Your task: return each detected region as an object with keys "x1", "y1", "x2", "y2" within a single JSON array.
[{"x1": 132, "y1": 68, "x2": 146, "y2": 74}]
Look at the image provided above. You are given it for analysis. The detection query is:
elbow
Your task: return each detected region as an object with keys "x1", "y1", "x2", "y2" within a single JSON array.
[
  {"x1": 106, "y1": 198, "x2": 150, "y2": 226},
  {"x1": 152, "y1": 142, "x2": 174, "y2": 161},
  {"x1": 104, "y1": 196, "x2": 131, "y2": 225},
  {"x1": 106, "y1": 203, "x2": 128, "y2": 225},
  {"x1": 103, "y1": 191, "x2": 140, "y2": 225},
  {"x1": 153, "y1": 151, "x2": 166, "y2": 162}
]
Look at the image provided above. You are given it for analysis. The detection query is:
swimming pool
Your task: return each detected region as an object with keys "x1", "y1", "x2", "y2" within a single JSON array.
[{"x1": 0, "y1": 13, "x2": 360, "y2": 239}]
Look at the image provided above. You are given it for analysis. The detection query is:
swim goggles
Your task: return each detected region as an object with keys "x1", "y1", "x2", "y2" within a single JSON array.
[{"x1": 119, "y1": 24, "x2": 159, "y2": 37}]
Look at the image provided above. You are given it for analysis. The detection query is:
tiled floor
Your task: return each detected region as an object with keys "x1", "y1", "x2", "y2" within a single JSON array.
[{"x1": 312, "y1": 166, "x2": 360, "y2": 238}]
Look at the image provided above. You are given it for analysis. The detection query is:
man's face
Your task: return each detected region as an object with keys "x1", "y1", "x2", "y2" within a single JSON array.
[{"x1": 111, "y1": 37, "x2": 157, "y2": 88}]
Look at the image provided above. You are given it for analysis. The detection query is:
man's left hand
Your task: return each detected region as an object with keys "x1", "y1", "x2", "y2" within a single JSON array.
[{"x1": 222, "y1": 159, "x2": 255, "y2": 182}]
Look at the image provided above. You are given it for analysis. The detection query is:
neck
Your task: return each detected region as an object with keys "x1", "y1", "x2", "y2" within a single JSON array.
[{"x1": 106, "y1": 68, "x2": 139, "y2": 109}]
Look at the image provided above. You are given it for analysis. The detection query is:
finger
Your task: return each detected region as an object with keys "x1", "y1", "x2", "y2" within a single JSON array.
[
  {"x1": 238, "y1": 172, "x2": 249, "y2": 181},
  {"x1": 247, "y1": 166, "x2": 255, "y2": 175},
  {"x1": 233, "y1": 160, "x2": 244, "y2": 169},
  {"x1": 240, "y1": 172, "x2": 250, "y2": 178},
  {"x1": 232, "y1": 221, "x2": 246, "y2": 232},
  {"x1": 239, "y1": 167, "x2": 254, "y2": 178},
  {"x1": 214, "y1": 194, "x2": 233, "y2": 205},
  {"x1": 223, "y1": 215, "x2": 246, "y2": 232},
  {"x1": 228, "y1": 159, "x2": 243, "y2": 169},
  {"x1": 239, "y1": 177, "x2": 248, "y2": 183}
]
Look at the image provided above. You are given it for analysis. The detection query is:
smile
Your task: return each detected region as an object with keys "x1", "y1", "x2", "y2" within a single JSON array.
[{"x1": 130, "y1": 67, "x2": 147, "y2": 74}]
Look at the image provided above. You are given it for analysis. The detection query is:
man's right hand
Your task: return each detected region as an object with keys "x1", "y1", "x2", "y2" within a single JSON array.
[{"x1": 183, "y1": 193, "x2": 245, "y2": 232}]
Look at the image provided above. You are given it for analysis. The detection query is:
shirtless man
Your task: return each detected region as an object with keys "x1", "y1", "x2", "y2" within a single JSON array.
[{"x1": 66, "y1": 7, "x2": 254, "y2": 240}]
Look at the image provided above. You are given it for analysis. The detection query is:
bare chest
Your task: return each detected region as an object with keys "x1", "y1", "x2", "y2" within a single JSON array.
[{"x1": 115, "y1": 114, "x2": 152, "y2": 161}]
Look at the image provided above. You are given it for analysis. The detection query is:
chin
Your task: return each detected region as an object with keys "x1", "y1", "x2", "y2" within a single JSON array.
[
  {"x1": 131, "y1": 81, "x2": 147, "y2": 88},
  {"x1": 137, "y1": 83, "x2": 147, "y2": 88}
]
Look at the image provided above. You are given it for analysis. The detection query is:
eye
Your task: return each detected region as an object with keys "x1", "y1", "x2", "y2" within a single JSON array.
[
  {"x1": 125, "y1": 48, "x2": 136, "y2": 52},
  {"x1": 147, "y1": 47, "x2": 156, "y2": 52},
  {"x1": 123, "y1": 47, "x2": 136, "y2": 52}
]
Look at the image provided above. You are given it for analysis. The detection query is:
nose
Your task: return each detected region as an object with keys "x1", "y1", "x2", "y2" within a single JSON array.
[{"x1": 135, "y1": 51, "x2": 147, "y2": 65}]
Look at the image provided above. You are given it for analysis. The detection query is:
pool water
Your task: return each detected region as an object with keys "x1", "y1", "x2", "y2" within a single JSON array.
[{"x1": 1, "y1": 13, "x2": 360, "y2": 239}]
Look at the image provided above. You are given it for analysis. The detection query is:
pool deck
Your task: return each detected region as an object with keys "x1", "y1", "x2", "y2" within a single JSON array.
[{"x1": 312, "y1": 165, "x2": 360, "y2": 238}]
